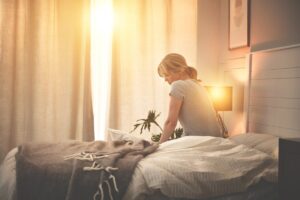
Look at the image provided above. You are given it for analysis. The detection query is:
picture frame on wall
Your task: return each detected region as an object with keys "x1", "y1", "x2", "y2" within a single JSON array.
[{"x1": 229, "y1": 0, "x2": 249, "y2": 49}]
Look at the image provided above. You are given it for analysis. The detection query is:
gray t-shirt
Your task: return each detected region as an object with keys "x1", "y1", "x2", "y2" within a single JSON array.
[{"x1": 170, "y1": 79, "x2": 222, "y2": 137}]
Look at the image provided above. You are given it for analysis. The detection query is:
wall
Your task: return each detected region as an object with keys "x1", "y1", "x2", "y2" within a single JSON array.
[
  {"x1": 196, "y1": 0, "x2": 220, "y2": 83},
  {"x1": 251, "y1": 0, "x2": 300, "y2": 52},
  {"x1": 218, "y1": 0, "x2": 300, "y2": 135},
  {"x1": 217, "y1": 0, "x2": 249, "y2": 135},
  {"x1": 248, "y1": 0, "x2": 300, "y2": 138},
  {"x1": 196, "y1": 0, "x2": 250, "y2": 136}
]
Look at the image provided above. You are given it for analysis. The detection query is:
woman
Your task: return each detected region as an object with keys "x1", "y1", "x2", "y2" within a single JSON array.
[{"x1": 157, "y1": 53, "x2": 222, "y2": 143}]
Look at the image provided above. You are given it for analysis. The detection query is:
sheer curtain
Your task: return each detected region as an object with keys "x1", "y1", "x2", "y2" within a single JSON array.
[
  {"x1": 0, "y1": 0, "x2": 197, "y2": 159},
  {"x1": 0, "y1": 0, "x2": 94, "y2": 160},
  {"x1": 108, "y1": 0, "x2": 197, "y2": 140}
]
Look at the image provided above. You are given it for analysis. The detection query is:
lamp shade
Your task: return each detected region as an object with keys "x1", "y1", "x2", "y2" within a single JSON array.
[{"x1": 205, "y1": 86, "x2": 232, "y2": 111}]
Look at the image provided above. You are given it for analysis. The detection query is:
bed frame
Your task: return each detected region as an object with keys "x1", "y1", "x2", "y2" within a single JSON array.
[{"x1": 247, "y1": 44, "x2": 300, "y2": 138}]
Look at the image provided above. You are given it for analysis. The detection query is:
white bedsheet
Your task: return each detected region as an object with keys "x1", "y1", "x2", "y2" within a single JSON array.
[{"x1": 123, "y1": 136, "x2": 277, "y2": 200}]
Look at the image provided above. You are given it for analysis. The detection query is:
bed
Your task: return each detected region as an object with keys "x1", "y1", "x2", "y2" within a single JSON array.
[
  {"x1": 0, "y1": 132, "x2": 278, "y2": 200},
  {"x1": 2, "y1": 44, "x2": 300, "y2": 200}
]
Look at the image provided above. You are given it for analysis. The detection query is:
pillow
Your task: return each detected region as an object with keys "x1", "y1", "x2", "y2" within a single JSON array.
[
  {"x1": 229, "y1": 133, "x2": 279, "y2": 159},
  {"x1": 107, "y1": 128, "x2": 147, "y2": 143}
]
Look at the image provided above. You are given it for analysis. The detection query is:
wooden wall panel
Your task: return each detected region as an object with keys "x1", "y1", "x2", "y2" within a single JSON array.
[{"x1": 248, "y1": 45, "x2": 300, "y2": 138}]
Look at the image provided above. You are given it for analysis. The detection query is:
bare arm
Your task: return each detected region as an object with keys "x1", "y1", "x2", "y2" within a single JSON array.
[{"x1": 159, "y1": 96, "x2": 183, "y2": 144}]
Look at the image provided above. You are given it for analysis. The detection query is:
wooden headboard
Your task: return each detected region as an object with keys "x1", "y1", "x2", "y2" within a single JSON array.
[{"x1": 247, "y1": 44, "x2": 300, "y2": 138}]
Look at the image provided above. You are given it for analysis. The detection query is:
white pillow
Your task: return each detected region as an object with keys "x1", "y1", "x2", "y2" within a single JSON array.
[
  {"x1": 107, "y1": 128, "x2": 147, "y2": 143},
  {"x1": 229, "y1": 133, "x2": 279, "y2": 159}
]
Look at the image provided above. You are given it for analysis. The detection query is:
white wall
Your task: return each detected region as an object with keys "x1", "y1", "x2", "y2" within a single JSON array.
[
  {"x1": 251, "y1": 0, "x2": 300, "y2": 51},
  {"x1": 196, "y1": 0, "x2": 220, "y2": 84},
  {"x1": 217, "y1": 0, "x2": 300, "y2": 135},
  {"x1": 217, "y1": 0, "x2": 250, "y2": 135},
  {"x1": 196, "y1": 0, "x2": 250, "y2": 136}
]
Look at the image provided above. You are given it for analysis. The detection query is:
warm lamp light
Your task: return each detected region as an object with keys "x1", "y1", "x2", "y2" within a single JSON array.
[
  {"x1": 205, "y1": 86, "x2": 233, "y2": 138},
  {"x1": 205, "y1": 86, "x2": 232, "y2": 111}
]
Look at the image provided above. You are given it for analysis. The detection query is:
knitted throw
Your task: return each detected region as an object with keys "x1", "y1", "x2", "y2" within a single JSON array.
[{"x1": 15, "y1": 139, "x2": 158, "y2": 200}]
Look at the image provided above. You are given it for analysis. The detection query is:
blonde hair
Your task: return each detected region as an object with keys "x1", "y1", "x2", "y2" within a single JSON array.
[{"x1": 157, "y1": 53, "x2": 200, "y2": 81}]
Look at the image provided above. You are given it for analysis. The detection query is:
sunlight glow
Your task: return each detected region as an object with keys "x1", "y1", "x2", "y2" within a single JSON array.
[{"x1": 90, "y1": 0, "x2": 114, "y2": 140}]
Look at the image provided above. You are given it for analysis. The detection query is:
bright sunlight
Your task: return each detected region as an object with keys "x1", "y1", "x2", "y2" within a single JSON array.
[{"x1": 90, "y1": 0, "x2": 114, "y2": 140}]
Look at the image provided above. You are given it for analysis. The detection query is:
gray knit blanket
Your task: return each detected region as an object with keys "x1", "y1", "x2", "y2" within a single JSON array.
[{"x1": 15, "y1": 139, "x2": 158, "y2": 200}]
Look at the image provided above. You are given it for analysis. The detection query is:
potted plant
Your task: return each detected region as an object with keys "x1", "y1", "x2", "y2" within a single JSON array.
[{"x1": 130, "y1": 110, "x2": 183, "y2": 142}]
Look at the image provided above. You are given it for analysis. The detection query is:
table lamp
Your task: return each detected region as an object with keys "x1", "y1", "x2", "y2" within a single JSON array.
[{"x1": 205, "y1": 86, "x2": 233, "y2": 138}]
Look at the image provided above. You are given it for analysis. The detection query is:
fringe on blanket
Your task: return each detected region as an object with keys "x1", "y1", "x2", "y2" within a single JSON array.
[{"x1": 64, "y1": 152, "x2": 119, "y2": 200}]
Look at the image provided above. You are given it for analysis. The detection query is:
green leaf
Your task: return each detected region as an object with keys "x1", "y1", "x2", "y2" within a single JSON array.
[
  {"x1": 153, "y1": 121, "x2": 163, "y2": 131},
  {"x1": 130, "y1": 123, "x2": 142, "y2": 133},
  {"x1": 140, "y1": 124, "x2": 145, "y2": 134},
  {"x1": 151, "y1": 133, "x2": 161, "y2": 142},
  {"x1": 174, "y1": 128, "x2": 183, "y2": 139},
  {"x1": 131, "y1": 109, "x2": 163, "y2": 135}
]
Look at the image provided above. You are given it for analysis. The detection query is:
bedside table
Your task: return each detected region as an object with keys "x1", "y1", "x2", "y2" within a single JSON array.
[{"x1": 279, "y1": 138, "x2": 300, "y2": 200}]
